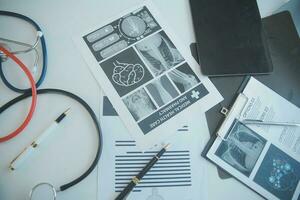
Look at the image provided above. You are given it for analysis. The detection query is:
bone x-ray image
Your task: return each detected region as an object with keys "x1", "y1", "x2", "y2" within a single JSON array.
[
  {"x1": 146, "y1": 75, "x2": 179, "y2": 107},
  {"x1": 215, "y1": 120, "x2": 266, "y2": 177},
  {"x1": 123, "y1": 88, "x2": 157, "y2": 121},
  {"x1": 169, "y1": 63, "x2": 200, "y2": 93},
  {"x1": 135, "y1": 31, "x2": 184, "y2": 76}
]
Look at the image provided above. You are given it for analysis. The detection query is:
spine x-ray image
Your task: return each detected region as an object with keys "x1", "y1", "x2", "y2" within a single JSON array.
[{"x1": 136, "y1": 31, "x2": 184, "y2": 76}]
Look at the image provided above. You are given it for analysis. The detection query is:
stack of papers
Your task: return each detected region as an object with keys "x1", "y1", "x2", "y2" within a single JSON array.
[
  {"x1": 75, "y1": 0, "x2": 222, "y2": 149},
  {"x1": 206, "y1": 77, "x2": 300, "y2": 200},
  {"x1": 97, "y1": 94, "x2": 211, "y2": 199},
  {"x1": 75, "y1": 1, "x2": 223, "y2": 199}
]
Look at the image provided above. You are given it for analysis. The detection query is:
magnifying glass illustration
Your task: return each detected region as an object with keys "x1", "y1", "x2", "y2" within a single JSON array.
[{"x1": 29, "y1": 183, "x2": 57, "y2": 200}]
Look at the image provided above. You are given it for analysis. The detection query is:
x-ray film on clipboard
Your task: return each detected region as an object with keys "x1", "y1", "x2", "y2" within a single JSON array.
[{"x1": 75, "y1": 1, "x2": 222, "y2": 149}]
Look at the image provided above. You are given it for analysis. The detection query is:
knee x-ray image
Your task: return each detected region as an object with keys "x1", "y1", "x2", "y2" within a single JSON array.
[
  {"x1": 146, "y1": 75, "x2": 179, "y2": 107},
  {"x1": 169, "y1": 63, "x2": 200, "y2": 93}
]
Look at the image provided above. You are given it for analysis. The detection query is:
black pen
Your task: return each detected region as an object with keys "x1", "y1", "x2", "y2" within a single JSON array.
[{"x1": 115, "y1": 143, "x2": 171, "y2": 200}]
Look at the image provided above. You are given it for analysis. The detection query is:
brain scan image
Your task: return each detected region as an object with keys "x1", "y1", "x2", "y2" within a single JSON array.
[
  {"x1": 100, "y1": 47, "x2": 153, "y2": 97},
  {"x1": 112, "y1": 60, "x2": 145, "y2": 87},
  {"x1": 120, "y1": 16, "x2": 147, "y2": 38}
]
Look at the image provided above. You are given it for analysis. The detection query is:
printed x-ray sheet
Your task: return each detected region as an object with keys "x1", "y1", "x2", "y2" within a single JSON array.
[{"x1": 75, "y1": 1, "x2": 222, "y2": 149}]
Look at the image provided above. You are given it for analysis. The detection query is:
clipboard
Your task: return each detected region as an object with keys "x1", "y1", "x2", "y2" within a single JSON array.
[
  {"x1": 203, "y1": 77, "x2": 300, "y2": 200},
  {"x1": 190, "y1": 11, "x2": 300, "y2": 179},
  {"x1": 189, "y1": 0, "x2": 273, "y2": 76}
]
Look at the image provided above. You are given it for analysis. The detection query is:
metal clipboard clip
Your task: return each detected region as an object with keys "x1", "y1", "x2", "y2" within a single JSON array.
[
  {"x1": 216, "y1": 93, "x2": 249, "y2": 141},
  {"x1": 216, "y1": 93, "x2": 300, "y2": 142}
]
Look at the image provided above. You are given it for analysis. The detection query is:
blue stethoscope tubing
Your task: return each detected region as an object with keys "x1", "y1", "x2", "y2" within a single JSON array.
[{"x1": 0, "y1": 10, "x2": 47, "y2": 93}]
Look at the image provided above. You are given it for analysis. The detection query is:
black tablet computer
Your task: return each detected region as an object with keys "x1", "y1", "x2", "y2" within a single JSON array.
[{"x1": 190, "y1": 0, "x2": 273, "y2": 76}]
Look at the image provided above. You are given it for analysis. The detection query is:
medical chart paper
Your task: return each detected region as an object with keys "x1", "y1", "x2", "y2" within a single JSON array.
[
  {"x1": 97, "y1": 94, "x2": 209, "y2": 200},
  {"x1": 75, "y1": 1, "x2": 222, "y2": 149},
  {"x1": 207, "y1": 77, "x2": 300, "y2": 200}
]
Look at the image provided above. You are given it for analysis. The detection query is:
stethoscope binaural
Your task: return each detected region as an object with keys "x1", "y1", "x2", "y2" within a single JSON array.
[
  {"x1": 1, "y1": 88, "x2": 103, "y2": 200},
  {"x1": 0, "y1": 10, "x2": 47, "y2": 93},
  {"x1": 0, "y1": 10, "x2": 103, "y2": 200}
]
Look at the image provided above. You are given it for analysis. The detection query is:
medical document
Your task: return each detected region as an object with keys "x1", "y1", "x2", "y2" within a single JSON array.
[
  {"x1": 97, "y1": 94, "x2": 209, "y2": 200},
  {"x1": 207, "y1": 77, "x2": 300, "y2": 200},
  {"x1": 75, "y1": 1, "x2": 222, "y2": 149}
]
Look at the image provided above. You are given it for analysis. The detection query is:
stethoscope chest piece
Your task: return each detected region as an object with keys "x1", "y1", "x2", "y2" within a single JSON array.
[{"x1": 29, "y1": 183, "x2": 57, "y2": 200}]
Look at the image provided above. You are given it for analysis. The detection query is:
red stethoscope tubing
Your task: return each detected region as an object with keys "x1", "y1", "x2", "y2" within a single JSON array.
[{"x1": 0, "y1": 47, "x2": 37, "y2": 142}]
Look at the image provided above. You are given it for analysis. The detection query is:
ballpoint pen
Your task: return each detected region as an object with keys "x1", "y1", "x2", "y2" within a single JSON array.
[
  {"x1": 242, "y1": 119, "x2": 300, "y2": 127},
  {"x1": 115, "y1": 143, "x2": 171, "y2": 200},
  {"x1": 9, "y1": 108, "x2": 71, "y2": 171}
]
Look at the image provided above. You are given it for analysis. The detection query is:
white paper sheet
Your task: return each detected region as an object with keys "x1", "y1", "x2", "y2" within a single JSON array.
[
  {"x1": 257, "y1": 0, "x2": 290, "y2": 17},
  {"x1": 207, "y1": 77, "x2": 300, "y2": 200},
  {"x1": 97, "y1": 92, "x2": 209, "y2": 200},
  {"x1": 75, "y1": 0, "x2": 222, "y2": 149}
]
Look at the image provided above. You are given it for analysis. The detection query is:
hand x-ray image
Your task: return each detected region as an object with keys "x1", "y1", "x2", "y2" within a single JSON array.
[
  {"x1": 123, "y1": 88, "x2": 156, "y2": 121},
  {"x1": 215, "y1": 120, "x2": 266, "y2": 177},
  {"x1": 135, "y1": 31, "x2": 184, "y2": 76},
  {"x1": 169, "y1": 63, "x2": 200, "y2": 93},
  {"x1": 146, "y1": 75, "x2": 179, "y2": 107}
]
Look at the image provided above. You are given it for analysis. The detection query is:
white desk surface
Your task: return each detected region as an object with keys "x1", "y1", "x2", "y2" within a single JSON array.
[{"x1": 0, "y1": 0, "x2": 298, "y2": 200}]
